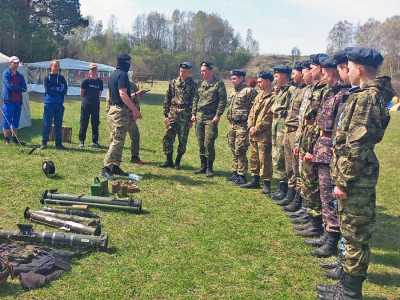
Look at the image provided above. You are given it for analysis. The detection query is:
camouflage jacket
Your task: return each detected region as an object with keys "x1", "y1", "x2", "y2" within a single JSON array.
[
  {"x1": 331, "y1": 77, "x2": 394, "y2": 190},
  {"x1": 248, "y1": 90, "x2": 274, "y2": 142},
  {"x1": 164, "y1": 76, "x2": 197, "y2": 120},
  {"x1": 192, "y1": 76, "x2": 227, "y2": 121},
  {"x1": 298, "y1": 81, "x2": 329, "y2": 154},
  {"x1": 312, "y1": 85, "x2": 351, "y2": 164},
  {"x1": 227, "y1": 82, "x2": 257, "y2": 125},
  {"x1": 294, "y1": 85, "x2": 313, "y2": 147},
  {"x1": 285, "y1": 83, "x2": 306, "y2": 129},
  {"x1": 271, "y1": 84, "x2": 294, "y2": 119}
]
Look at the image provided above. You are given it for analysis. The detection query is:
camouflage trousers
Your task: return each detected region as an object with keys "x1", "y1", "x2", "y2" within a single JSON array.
[
  {"x1": 249, "y1": 140, "x2": 272, "y2": 180},
  {"x1": 163, "y1": 118, "x2": 190, "y2": 156},
  {"x1": 227, "y1": 123, "x2": 249, "y2": 175},
  {"x1": 128, "y1": 118, "x2": 140, "y2": 158},
  {"x1": 284, "y1": 130, "x2": 299, "y2": 189},
  {"x1": 299, "y1": 155, "x2": 320, "y2": 217},
  {"x1": 195, "y1": 119, "x2": 218, "y2": 163},
  {"x1": 104, "y1": 106, "x2": 130, "y2": 167},
  {"x1": 317, "y1": 163, "x2": 340, "y2": 233},
  {"x1": 272, "y1": 117, "x2": 287, "y2": 181},
  {"x1": 338, "y1": 186, "x2": 376, "y2": 277}
]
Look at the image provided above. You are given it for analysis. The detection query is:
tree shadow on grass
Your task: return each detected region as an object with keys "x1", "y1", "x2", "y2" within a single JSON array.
[
  {"x1": 143, "y1": 173, "x2": 213, "y2": 186},
  {"x1": 367, "y1": 272, "x2": 400, "y2": 287},
  {"x1": 0, "y1": 281, "x2": 25, "y2": 298}
]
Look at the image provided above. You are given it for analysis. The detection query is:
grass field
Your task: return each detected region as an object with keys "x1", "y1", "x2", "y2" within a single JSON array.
[{"x1": 0, "y1": 82, "x2": 399, "y2": 300}]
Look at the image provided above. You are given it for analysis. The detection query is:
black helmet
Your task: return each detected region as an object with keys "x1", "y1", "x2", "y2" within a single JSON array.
[{"x1": 42, "y1": 160, "x2": 55, "y2": 177}]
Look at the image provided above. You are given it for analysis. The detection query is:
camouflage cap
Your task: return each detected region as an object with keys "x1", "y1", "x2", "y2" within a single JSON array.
[
  {"x1": 179, "y1": 62, "x2": 193, "y2": 69},
  {"x1": 230, "y1": 69, "x2": 246, "y2": 77},
  {"x1": 273, "y1": 65, "x2": 292, "y2": 75},
  {"x1": 347, "y1": 47, "x2": 384, "y2": 68},
  {"x1": 257, "y1": 71, "x2": 274, "y2": 81}
]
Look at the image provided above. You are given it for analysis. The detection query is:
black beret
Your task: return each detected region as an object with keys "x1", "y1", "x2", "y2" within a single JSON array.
[
  {"x1": 320, "y1": 56, "x2": 337, "y2": 69},
  {"x1": 200, "y1": 61, "x2": 213, "y2": 69},
  {"x1": 310, "y1": 53, "x2": 329, "y2": 66},
  {"x1": 301, "y1": 60, "x2": 311, "y2": 69},
  {"x1": 117, "y1": 53, "x2": 131, "y2": 62},
  {"x1": 293, "y1": 61, "x2": 303, "y2": 71},
  {"x1": 333, "y1": 50, "x2": 348, "y2": 65},
  {"x1": 257, "y1": 71, "x2": 274, "y2": 81},
  {"x1": 347, "y1": 47, "x2": 384, "y2": 68},
  {"x1": 179, "y1": 61, "x2": 193, "y2": 69},
  {"x1": 273, "y1": 65, "x2": 292, "y2": 75},
  {"x1": 230, "y1": 69, "x2": 246, "y2": 77}
]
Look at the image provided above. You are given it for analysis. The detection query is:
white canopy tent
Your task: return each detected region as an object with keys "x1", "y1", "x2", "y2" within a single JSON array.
[
  {"x1": 0, "y1": 52, "x2": 31, "y2": 130},
  {"x1": 27, "y1": 58, "x2": 114, "y2": 97}
]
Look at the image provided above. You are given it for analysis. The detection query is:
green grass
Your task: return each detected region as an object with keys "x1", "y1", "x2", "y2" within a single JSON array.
[{"x1": 0, "y1": 82, "x2": 399, "y2": 300}]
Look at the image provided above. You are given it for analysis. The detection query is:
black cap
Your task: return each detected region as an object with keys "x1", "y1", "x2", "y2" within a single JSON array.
[
  {"x1": 179, "y1": 62, "x2": 193, "y2": 69},
  {"x1": 257, "y1": 71, "x2": 274, "y2": 81},
  {"x1": 320, "y1": 56, "x2": 337, "y2": 69},
  {"x1": 293, "y1": 61, "x2": 303, "y2": 71},
  {"x1": 200, "y1": 61, "x2": 213, "y2": 69},
  {"x1": 301, "y1": 60, "x2": 311, "y2": 69},
  {"x1": 333, "y1": 50, "x2": 349, "y2": 65},
  {"x1": 230, "y1": 69, "x2": 246, "y2": 77},
  {"x1": 310, "y1": 53, "x2": 329, "y2": 66},
  {"x1": 273, "y1": 65, "x2": 292, "y2": 75},
  {"x1": 346, "y1": 47, "x2": 384, "y2": 68},
  {"x1": 117, "y1": 53, "x2": 131, "y2": 63}
]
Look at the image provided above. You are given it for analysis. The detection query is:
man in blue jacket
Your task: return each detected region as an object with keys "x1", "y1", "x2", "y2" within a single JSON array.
[
  {"x1": 41, "y1": 60, "x2": 68, "y2": 150},
  {"x1": 1, "y1": 56, "x2": 27, "y2": 144}
]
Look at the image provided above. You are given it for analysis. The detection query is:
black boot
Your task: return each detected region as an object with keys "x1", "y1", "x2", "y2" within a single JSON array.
[
  {"x1": 206, "y1": 160, "x2": 214, "y2": 177},
  {"x1": 194, "y1": 156, "x2": 207, "y2": 174},
  {"x1": 317, "y1": 273, "x2": 364, "y2": 300},
  {"x1": 234, "y1": 174, "x2": 246, "y2": 185},
  {"x1": 227, "y1": 171, "x2": 238, "y2": 182},
  {"x1": 295, "y1": 216, "x2": 323, "y2": 237},
  {"x1": 326, "y1": 265, "x2": 344, "y2": 280},
  {"x1": 284, "y1": 192, "x2": 302, "y2": 212},
  {"x1": 320, "y1": 260, "x2": 340, "y2": 270},
  {"x1": 111, "y1": 164, "x2": 129, "y2": 176},
  {"x1": 275, "y1": 187, "x2": 295, "y2": 206},
  {"x1": 312, "y1": 232, "x2": 340, "y2": 258},
  {"x1": 271, "y1": 181, "x2": 288, "y2": 201},
  {"x1": 262, "y1": 180, "x2": 271, "y2": 195},
  {"x1": 160, "y1": 153, "x2": 174, "y2": 168},
  {"x1": 286, "y1": 207, "x2": 306, "y2": 218},
  {"x1": 174, "y1": 153, "x2": 183, "y2": 170},
  {"x1": 304, "y1": 230, "x2": 329, "y2": 247},
  {"x1": 240, "y1": 175, "x2": 260, "y2": 188},
  {"x1": 291, "y1": 213, "x2": 310, "y2": 224},
  {"x1": 101, "y1": 165, "x2": 113, "y2": 179}
]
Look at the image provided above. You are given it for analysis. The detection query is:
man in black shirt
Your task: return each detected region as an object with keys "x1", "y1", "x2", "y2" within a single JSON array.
[
  {"x1": 79, "y1": 63, "x2": 103, "y2": 148},
  {"x1": 102, "y1": 54, "x2": 141, "y2": 177}
]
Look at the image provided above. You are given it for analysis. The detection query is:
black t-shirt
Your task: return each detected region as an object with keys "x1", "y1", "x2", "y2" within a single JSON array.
[
  {"x1": 81, "y1": 78, "x2": 103, "y2": 105},
  {"x1": 108, "y1": 69, "x2": 131, "y2": 107}
]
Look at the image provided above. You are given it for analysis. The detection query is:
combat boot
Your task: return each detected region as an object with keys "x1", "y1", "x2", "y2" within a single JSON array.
[
  {"x1": 271, "y1": 181, "x2": 288, "y2": 201},
  {"x1": 326, "y1": 265, "x2": 344, "y2": 280},
  {"x1": 101, "y1": 165, "x2": 113, "y2": 179},
  {"x1": 284, "y1": 192, "x2": 302, "y2": 212},
  {"x1": 160, "y1": 153, "x2": 174, "y2": 168},
  {"x1": 295, "y1": 216, "x2": 323, "y2": 237},
  {"x1": 305, "y1": 231, "x2": 329, "y2": 247},
  {"x1": 234, "y1": 174, "x2": 246, "y2": 185},
  {"x1": 294, "y1": 222, "x2": 313, "y2": 231},
  {"x1": 286, "y1": 207, "x2": 306, "y2": 218},
  {"x1": 240, "y1": 175, "x2": 260, "y2": 188},
  {"x1": 291, "y1": 214, "x2": 310, "y2": 224},
  {"x1": 227, "y1": 171, "x2": 238, "y2": 182},
  {"x1": 262, "y1": 180, "x2": 271, "y2": 195},
  {"x1": 206, "y1": 160, "x2": 214, "y2": 177},
  {"x1": 317, "y1": 273, "x2": 364, "y2": 300},
  {"x1": 194, "y1": 156, "x2": 207, "y2": 174},
  {"x1": 312, "y1": 232, "x2": 340, "y2": 258},
  {"x1": 174, "y1": 153, "x2": 183, "y2": 170},
  {"x1": 320, "y1": 260, "x2": 340, "y2": 270},
  {"x1": 275, "y1": 187, "x2": 295, "y2": 206},
  {"x1": 111, "y1": 164, "x2": 129, "y2": 176}
]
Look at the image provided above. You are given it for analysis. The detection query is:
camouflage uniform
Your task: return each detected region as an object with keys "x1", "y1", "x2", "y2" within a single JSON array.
[
  {"x1": 226, "y1": 82, "x2": 257, "y2": 175},
  {"x1": 298, "y1": 81, "x2": 328, "y2": 216},
  {"x1": 284, "y1": 84, "x2": 306, "y2": 190},
  {"x1": 332, "y1": 77, "x2": 393, "y2": 277},
  {"x1": 271, "y1": 85, "x2": 293, "y2": 181},
  {"x1": 247, "y1": 91, "x2": 274, "y2": 180},
  {"x1": 163, "y1": 77, "x2": 197, "y2": 156},
  {"x1": 192, "y1": 76, "x2": 227, "y2": 164},
  {"x1": 312, "y1": 84, "x2": 350, "y2": 233}
]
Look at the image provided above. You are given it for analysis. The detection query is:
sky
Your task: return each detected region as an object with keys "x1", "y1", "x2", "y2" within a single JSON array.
[{"x1": 80, "y1": 0, "x2": 400, "y2": 55}]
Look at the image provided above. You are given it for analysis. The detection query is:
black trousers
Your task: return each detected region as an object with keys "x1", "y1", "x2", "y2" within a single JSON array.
[{"x1": 79, "y1": 102, "x2": 100, "y2": 143}]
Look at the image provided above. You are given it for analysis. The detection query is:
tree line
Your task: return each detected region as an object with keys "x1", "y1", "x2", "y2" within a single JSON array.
[{"x1": 327, "y1": 16, "x2": 400, "y2": 76}]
